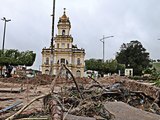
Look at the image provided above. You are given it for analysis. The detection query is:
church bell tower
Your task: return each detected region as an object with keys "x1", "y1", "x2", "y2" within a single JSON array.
[{"x1": 57, "y1": 8, "x2": 71, "y2": 36}]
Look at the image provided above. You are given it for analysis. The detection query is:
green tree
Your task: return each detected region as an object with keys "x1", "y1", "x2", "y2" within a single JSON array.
[
  {"x1": 85, "y1": 59, "x2": 125, "y2": 74},
  {"x1": 18, "y1": 51, "x2": 36, "y2": 66},
  {"x1": 85, "y1": 59, "x2": 103, "y2": 72},
  {"x1": 116, "y1": 40, "x2": 150, "y2": 75},
  {"x1": 0, "y1": 49, "x2": 36, "y2": 66},
  {"x1": 0, "y1": 49, "x2": 36, "y2": 77}
]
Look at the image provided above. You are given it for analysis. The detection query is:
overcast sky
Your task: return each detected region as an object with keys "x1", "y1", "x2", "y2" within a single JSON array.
[{"x1": 0, "y1": 0, "x2": 160, "y2": 70}]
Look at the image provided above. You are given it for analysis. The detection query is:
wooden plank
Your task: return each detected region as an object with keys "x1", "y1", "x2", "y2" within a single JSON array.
[{"x1": 0, "y1": 88, "x2": 24, "y2": 93}]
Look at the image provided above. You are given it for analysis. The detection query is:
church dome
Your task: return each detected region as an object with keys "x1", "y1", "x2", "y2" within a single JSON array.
[{"x1": 58, "y1": 8, "x2": 70, "y2": 23}]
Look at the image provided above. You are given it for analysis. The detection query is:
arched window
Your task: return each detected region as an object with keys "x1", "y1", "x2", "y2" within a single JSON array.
[
  {"x1": 76, "y1": 70, "x2": 81, "y2": 77},
  {"x1": 77, "y1": 58, "x2": 80, "y2": 65},
  {"x1": 62, "y1": 30, "x2": 65, "y2": 35},
  {"x1": 57, "y1": 43, "x2": 59, "y2": 48},
  {"x1": 46, "y1": 57, "x2": 49, "y2": 65},
  {"x1": 45, "y1": 69, "x2": 49, "y2": 75}
]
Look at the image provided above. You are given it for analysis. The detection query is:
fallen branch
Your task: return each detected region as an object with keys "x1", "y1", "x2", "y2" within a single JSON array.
[
  {"x1": 6, "y1": 93, "x2": 50, "y2": 120},
  {"x1": 49, "y1": 99, "x2": 63, "y2": 120},
  {"x1": 88, "y1": 76, "x2": 102, "y2": 86},
  {"x1": 63, "y1": 64, "x2": 84, "y2": 99}
]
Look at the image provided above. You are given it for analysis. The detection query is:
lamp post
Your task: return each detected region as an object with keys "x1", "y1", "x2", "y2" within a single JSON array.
[
  {"x1": 49, "y1": 0, "x2": 56, "y2": 76},
  {"x1": 1, "y1": 17, "x2": 11, "y2": 55},
  {"x1": 100, "y1": 35, "x2": 114, "y2": 62}
]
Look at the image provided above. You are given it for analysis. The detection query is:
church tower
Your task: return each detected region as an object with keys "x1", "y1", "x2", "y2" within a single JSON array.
[
  {"x1": 42, "y1": 9, "x2": 85, "y2": 77},
  {"x1": 55, "y1": 8, "x2": 73, "y2": 50},
  {"x1": 57, "y1": 8, "x2": 71, "y2": 36}
]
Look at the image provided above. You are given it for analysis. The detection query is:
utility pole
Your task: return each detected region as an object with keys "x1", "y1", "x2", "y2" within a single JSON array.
[
  {"x1": 100, "y1": 35, "x2": 114, "y2": 62},
  {"x1": 50, "y1": 0, "x2": 56, "y2": 76},
  {"x1": 1, "y1": 17, "x2": 11, "y2": 55}
]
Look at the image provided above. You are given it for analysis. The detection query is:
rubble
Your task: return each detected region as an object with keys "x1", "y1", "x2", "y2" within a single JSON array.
[{"x1": 0, "y1": 66, "x2": 160, "y2": 120}]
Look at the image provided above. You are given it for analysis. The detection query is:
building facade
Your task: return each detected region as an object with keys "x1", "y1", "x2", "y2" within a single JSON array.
[{"x1": 41, "y1": 10, "x2": 85, "y2": 77}]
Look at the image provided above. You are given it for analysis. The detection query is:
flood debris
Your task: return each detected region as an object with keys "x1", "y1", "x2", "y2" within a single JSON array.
[
  {"x1": 1, "y1": 65, "x2": 160, "y2": 120},
  {"x1": 43, "y1": 64, "x2": 115, "y2": 120}
]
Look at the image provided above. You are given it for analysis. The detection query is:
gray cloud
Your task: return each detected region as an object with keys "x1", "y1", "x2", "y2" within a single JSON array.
[{"x1": 0, "y1": 0, "x2": 160, "y2": 70}]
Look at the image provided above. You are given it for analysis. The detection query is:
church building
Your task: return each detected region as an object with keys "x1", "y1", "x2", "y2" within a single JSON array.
[{"x1": 41, "y1": 9, "x2": 85, "y2": 77}]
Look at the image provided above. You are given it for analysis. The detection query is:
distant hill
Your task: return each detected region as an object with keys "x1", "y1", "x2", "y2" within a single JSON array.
[{"x1": 152, "y1": 62, "x2": 160, "y2": 72}]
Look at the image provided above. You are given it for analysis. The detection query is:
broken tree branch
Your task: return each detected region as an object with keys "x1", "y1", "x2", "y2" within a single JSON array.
[
  {"x1": 89, "y1": 76, "x2": 102, "y2": 86},
  {"x1": 63, "y1": 64, "x2": 84, "y2": 99},
  {"x1": 6, "y1": 93, "x2": 50, "y2": 120}
]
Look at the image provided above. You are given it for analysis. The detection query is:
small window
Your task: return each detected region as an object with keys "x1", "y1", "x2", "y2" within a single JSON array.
[
  {"x1": 57, "y1": 43, "x2": 59, "y2": 48},
  {"x1": 62, "y1": 30, "x2": 65, "y2": 35},
  {"x1": 77, "y1": 58, "x2": 80, "y2": 65},
  {"x1": 67, "y1": 44, "x2": 69, "y2": 48},
  {"x1": 46, "y1": 57, "x2": 49, "y2": 65}
]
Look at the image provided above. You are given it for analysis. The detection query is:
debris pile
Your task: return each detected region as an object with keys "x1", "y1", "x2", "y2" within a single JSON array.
[{"x1": 1, "y1": 65, "x2": 160, "y2": 120}]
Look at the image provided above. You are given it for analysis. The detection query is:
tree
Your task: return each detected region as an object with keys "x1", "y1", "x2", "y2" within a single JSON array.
[
  {"x1": 85, "y1": 59, "x2": 103, "y2": 72},
  {"x1": 0, "y1": 49, "x2": 36, "y2": 77},
  {"x1": 18, "y1": 51, "x2": 36, "y2": 66},
  {"x1": 116, "y1": 40, "x2": 150, "y2": 75},
  {"x1": 85, "y1": 59, "x2": 125, "y2": 74},
  {"x1": 0, "y1": 49, "x2": 36, "y2": 67}
]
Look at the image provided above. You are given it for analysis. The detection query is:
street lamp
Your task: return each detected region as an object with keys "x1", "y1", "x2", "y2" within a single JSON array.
[
  {"x1": 50, "y1": 0, "x2": 56, "y2": 76},
  {"x1": 100, "y1": 35, "x2": 114, "y2": 62},
  {"x1": 1, "y1": 17, "x2": 11, "y2": 55}
]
